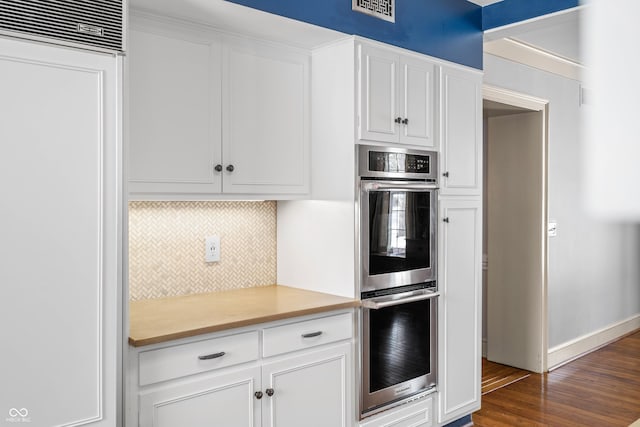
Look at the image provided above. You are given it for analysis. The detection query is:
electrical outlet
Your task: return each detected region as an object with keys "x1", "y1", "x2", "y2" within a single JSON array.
[{"x1": 205, "y1": 235, "x2": 220, "y2": 262}]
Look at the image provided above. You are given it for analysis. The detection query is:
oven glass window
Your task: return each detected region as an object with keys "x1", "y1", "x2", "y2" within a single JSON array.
[
  {"x1": 369, "y1": 299, "x2": 431, "y2": 392},
  {"x1": 369, "y1": 191, "x2": 431, "y2": 275}
]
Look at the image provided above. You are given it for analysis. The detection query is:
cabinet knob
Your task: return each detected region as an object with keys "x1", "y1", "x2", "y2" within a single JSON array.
[
  {"x1": 442, "y1": 171, "x2": 449, "y2": 178},
  {"x1": 394, "y1": 117, "x2": 402, "y2": 124},
  {"x1": 226, "y1": 164, "x2": 235, "y2": 172},
  {"x1": 214, "y1": 164, "x2": 223, "y2": 172},
  {"x1": 401, "y1": 118, "x2": 409, "y2": 125},
  {"x1": 443, "y1": 217, "x2": 450, "y2": 223},
  {"x1": 254, "y1": 391, "x2": 263, "y2": 400},
  {"x1": 266, "y1": 388, "x2": 275, "y2": 397}
]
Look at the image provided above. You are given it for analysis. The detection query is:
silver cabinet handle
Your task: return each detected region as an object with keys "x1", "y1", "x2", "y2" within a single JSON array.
[
  {"x1": 198, "y1": 351, "x2": 226, "y2": 360},
  {"x1": 301, "y1": 331, "x2": 323, "y2": 339}
]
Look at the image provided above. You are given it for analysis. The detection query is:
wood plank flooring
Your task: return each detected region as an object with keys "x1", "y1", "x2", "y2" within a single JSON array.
[
  {"x1": 473, "y1": 331, "x2": 640, "y2": 426},
  {"x1": 482, "y1": 358, "x2": 530, "y2": 395}
]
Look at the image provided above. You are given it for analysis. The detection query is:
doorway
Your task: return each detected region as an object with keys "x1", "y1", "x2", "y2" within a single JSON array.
[{"x1": 482, "y1": 85, "x2": 549, "y2": 374}]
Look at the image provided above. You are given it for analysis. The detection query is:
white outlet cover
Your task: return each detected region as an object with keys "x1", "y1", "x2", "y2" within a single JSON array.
[{"x1": 205, "y1": 235, "x2": 220, "y2": 262}]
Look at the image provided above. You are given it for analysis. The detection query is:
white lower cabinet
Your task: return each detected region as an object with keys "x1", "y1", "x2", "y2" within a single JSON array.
[
  {"x1": 262, "y1": 344, "x2": 351, "y2": 427},
  {"x1": 437, "y1": 199, "x2": 482, "y2": 424},
  {"x1": 130, "y1": 311, "x2": 354, "y2": 427},
  {"x1": 359, "y1": 396, "x2": 433, "y2": 427},
  {"x1": 139, "y1": 367, "x2": 260, "y2": 427}
]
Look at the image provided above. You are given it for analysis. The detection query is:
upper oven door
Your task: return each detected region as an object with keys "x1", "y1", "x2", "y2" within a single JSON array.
[{"x1": 361, "y1": 181, "x2": 437, "y2": 293}]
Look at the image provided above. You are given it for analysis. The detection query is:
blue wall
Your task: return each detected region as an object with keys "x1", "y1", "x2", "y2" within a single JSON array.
[
  {"x1": 226, "y1": 0, "x2": 483, "y2": 70},
  {"x1": 482, "y1": 0, "x2": 580, "y2": 30}
]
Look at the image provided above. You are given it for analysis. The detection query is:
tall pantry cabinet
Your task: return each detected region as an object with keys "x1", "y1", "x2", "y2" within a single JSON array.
[
  {"x1": 283, "y1": 37, "x2": 483, "y2": 425},
  {"x1": 0, "y1": 37, "x2": 122, "y2": 426}
]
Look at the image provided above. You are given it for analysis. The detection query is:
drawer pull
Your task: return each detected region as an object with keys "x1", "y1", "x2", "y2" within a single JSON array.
[
  {"x1": 301, "y1": 331, "x2": 323, "y2": 339},
  {"x1": 198, "y1": 351, "x2": 226, "y2": 360}
]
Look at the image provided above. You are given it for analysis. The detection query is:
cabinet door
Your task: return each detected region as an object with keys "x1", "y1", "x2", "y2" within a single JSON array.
[
  {"x1": 223, "y1": 38, "x2": 309, "y2": 195},
  {"x1": 437, "y1": 199, "x2": 482, "y2": 424},
  {"x1": 0, "y1": 38, "x2": 120, "y2": 426},
  {"x1": 128, "y1": 26, "x2": 223, "y2": 195},
  {"x1": 262, "y1": 343, "x2": 353, "y2": 427},
  {"x1": 139, "y1": 367, "x2": 261, "y2": 427},
  {"x1": 359, "y1": 44, "x2": 400, "y2": 143},
  {"x1": 399, "y1": 57, "x2": 436, "y2": 148},
  {"x1": 440, "y1": 66, "x2": 482, "y2": 196}
]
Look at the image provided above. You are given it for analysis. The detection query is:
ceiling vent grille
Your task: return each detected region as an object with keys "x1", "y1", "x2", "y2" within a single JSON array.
[
  {"x1": 353, "y1": 0, "x2": 395, "y2": 23},
  {"x1": 0, "y1": 0, "x2": 124, "y2": 53}
]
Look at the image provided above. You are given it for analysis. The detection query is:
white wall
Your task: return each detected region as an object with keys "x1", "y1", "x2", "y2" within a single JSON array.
[{"x1": 483, "y1": 53, "x2": 640, "y2": 349}]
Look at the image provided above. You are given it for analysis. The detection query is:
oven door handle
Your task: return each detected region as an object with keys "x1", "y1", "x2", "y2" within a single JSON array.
[
  {"x1": 361, "y1": 291, "x2": 440, "y2": 310},
  {"x1": 361, "y1": 181, "x2": 438, "y2": 192}
]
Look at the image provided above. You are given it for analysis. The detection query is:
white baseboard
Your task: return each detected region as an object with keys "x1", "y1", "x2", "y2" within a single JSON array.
[{"x1": 547, "y1": 314, "x2": 640, "y2": 369}]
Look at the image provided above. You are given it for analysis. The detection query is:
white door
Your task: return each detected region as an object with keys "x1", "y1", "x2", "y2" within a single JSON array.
[
  {"x1": 0, "y1": 37, "x2": 120, "y2": 426},
  {"x1": 128, "y1": 26, "x2": 223, "y2": 195},
  {"x1": 487, "y1": 112, "x2": 546, "y2": 373},
  {"x1": 438, "y1": 199, "x2": 482, "y2": 424},
  {"x1": 399, "y1": 57, "x2": 435, "y2": 148},
  {"x1": 139, "y1": 367, "x2": 261, "y2": 427},
  {"x1": 261, "y1": 344, "x2": 352, "y2": 427},
  {"x1": 440, "y1": 67, "x2": 482, "y2": 196},
  {"x1": 222, "y1": 38, "x2": 309, "y2": 195},
  {"x1": 359, "y1": 44, "x2": 399, "y2": 143}
]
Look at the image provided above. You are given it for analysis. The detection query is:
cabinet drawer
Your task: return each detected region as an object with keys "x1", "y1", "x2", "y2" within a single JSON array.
[
  {"x1": 360, "y1": 396, "x2": 433, "y2": 427},
  {"x1": 138, "y1": 331, "x2": 259, "y2": 386},
  {"x1": 262, "y1": 312, "x2": 353, "y2": 357}
]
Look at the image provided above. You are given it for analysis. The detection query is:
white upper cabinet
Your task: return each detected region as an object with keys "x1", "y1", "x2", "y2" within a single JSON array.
[
  {"x1": 129, "y1": 27, "x2": 223, "y2": 195},
  {"x1": 358, "y1": 43, "x2": 435, "y2": 148},
  {"x1": 128, "y1": 19, "x2": 310, "y2": 199},
  {"x1": 439, "y1": 66, "x2": 482, "y2": 196},
  {"x1": 222, "y1": 38, "x2": 309, "y2": 195}
]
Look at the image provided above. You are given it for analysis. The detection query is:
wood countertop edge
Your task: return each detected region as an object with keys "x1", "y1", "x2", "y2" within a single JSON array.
[{"x1": 129, "y1": 299, "x2": 361, "y2": 347}]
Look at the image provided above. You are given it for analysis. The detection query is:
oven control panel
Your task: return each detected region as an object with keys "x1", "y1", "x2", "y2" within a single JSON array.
[{"x1": 358, "y1": 145, "x2": 438, "y2": 181}]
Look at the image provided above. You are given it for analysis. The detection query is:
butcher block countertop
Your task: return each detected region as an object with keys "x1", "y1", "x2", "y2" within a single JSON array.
[{"x1": 129, "y1": 285, "x2": 360, "y2": 347}]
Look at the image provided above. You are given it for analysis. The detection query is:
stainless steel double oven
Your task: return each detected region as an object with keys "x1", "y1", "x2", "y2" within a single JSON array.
[{"x1": 358, "y1": 145, "x2": 439, "y2": 417}]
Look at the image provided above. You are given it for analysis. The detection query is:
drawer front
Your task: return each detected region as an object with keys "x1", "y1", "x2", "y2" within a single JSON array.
[
  {"x1": 139, "y1": 331, "x2": 259, "y2": 386},
  {"x1": 360, "y1": 396, "x2": 433, "y2": 427},
  {"x1": 262, "y1": 312, "x2": 353, "y2": 357}
]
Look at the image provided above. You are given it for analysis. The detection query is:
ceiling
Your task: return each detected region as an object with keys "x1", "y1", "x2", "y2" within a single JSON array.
[
  {"x1": 483, "y1": 100, "x2": 532, "y2": 117},
  {"x1": 466, "y1": 0, "x2": 504, "y2": 6},
  {"x1": 131, "y1": 0, "x2": 582, "y2": 67},
  {"x1": 484, "y1": 6, "x2": 583, "y2": 65}
]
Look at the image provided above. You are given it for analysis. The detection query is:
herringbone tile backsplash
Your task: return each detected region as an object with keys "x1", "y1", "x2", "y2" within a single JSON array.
[{"x1": 129, "y1": 201, "x2": 276, "y2": 301}]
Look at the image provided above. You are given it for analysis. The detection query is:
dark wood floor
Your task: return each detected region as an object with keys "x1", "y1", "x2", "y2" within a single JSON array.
[
  {"x1": 482, "y1": 358, "x2": 530, "y2": 395},
  {"x1": 473, "y1": 331, "x2": 640, "y2": 426}
]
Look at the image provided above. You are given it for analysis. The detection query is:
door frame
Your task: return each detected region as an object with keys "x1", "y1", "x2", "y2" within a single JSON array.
[{"x1": 482, "y1": 84, "x2": 550, "y2": 372}]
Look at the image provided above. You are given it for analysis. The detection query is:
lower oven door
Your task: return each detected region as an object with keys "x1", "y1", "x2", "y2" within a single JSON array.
[{"x1": 361, "y1": 289, "x2": 438, "y2": 416}]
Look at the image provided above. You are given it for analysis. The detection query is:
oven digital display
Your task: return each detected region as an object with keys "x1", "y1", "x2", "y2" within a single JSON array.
[{"x1": 369, "y1": 151, "x2": 430, "y2": 174}]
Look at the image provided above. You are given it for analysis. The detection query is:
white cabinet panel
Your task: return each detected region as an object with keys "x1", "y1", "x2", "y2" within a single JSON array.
[
  {"x1": 440, "y1": 66, "x2": 482, "y2": 195},
  {"x1": 262, "y1": 343, "x2": 352, "y2": 427},
  {"x1": 358, "y1": 43, "x2": 435, "y2": 148},
  {"x1": 359, "y1": 395, "x2": 432, "y2": 427},
  {"x1": 139, "y1": 331, "x2": 259, "y2": 386},
  {"x1": 128, "y1": 21, "x2": 310, "y2": 198},
  {"x1": 223, "y1": 39, "x2": 309, "y2": 194},
  {"x1": 359, "y1": 44, "x2": 399, "y2": 143},
  {"x1": 400, "y1": 58, "x2": 435, "y2": 148},
  {"x1": 129, "y1": 28, "x2": 222, "y2": 194},
  {"x1": 0, "y1": 37, "x2": 120, "y2": 426},
  {"x1": 139, "y1": 367, "x2": 260, "y2": 427},
  {"x1": 438, "y1": 199, "x2": 482, "y2": 423}
]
